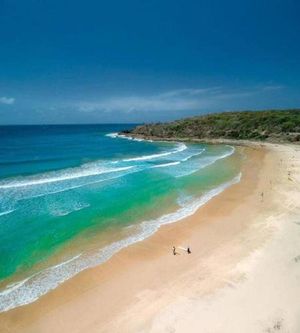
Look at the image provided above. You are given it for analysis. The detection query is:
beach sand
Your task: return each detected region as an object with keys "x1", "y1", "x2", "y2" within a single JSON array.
[{"x1": 1, "y1": 143, "x2": 300, "y2": 332}]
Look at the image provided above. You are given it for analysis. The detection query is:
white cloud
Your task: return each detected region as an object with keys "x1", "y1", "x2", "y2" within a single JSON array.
[
  {"x1": 76, "y1": 88, "x2": 220, "y2": 114},
  {"x1": 74, "y1": 84, "x2": 283, "y2": 116},
  {"x1": 262, "y1": 85, "x2": 284, "y2": 91},
  {"x1": 157, "y1": 87, "x2": 221, "y2": 98},
  {"x1": 0, "y1": 96, "x2": 15, "y2": 105}
]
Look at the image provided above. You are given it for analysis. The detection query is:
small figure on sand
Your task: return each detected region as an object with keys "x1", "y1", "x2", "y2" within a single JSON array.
[
  {"x1": 173, "y1": 245, "x2": 191, "y2": 255},
  {"x1": 261, "y1": 191, "x2": 264, "y2": 202}
]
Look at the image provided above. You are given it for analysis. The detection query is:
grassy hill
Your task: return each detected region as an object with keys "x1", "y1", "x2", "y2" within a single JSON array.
[{"x1": 124, "y1": 109, "x2": 300, "y2": 143}]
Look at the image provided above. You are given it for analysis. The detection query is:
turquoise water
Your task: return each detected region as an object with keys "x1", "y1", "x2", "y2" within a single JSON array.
[{"x1": 0, "y1": 125, "x2": 241, "y2": 311}]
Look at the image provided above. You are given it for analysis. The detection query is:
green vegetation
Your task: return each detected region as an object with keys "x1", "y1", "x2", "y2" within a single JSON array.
[{"x1": 125, "y1": 110, "x2": 300, "y2": 143}]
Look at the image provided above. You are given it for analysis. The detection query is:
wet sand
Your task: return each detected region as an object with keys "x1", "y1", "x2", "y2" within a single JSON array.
[{"x1": 1, "y1": 143, "x2": 300, "y2": 333}]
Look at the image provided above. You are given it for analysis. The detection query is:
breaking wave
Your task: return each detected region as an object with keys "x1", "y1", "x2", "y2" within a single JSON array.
[{"x1": 0, "y1": 173, "x2": 241, "y2": 312}]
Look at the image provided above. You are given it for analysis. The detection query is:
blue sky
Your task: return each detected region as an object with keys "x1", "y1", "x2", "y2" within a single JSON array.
[{"x1": 0, "y1": 0, "x2": 299, "y2": 124}]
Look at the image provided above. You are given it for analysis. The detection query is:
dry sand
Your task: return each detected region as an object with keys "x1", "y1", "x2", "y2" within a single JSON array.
[{"x1": 1, "y1": 143, "x2": 300, "y2": 333}]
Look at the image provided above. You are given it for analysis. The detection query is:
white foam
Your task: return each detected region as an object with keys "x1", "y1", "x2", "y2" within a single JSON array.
[
  {"x1": 0, "y1": 166, "x2": 133, "y2": 189},
  {"x1": 0, "y1": 173, "x2": 241, "y2": 313},
  {"x1": 0, "y1": 253, "x2": 82, "y2": 302},
  {"x1": 50, "y1": 254, "x2": 82, "y2": 269},
  {"x1": 174, "y1": 146, "x2": 235, "y2": 178},
  {"x1": 106, "y1": 132, "x2": 135, "y2": 140},
  {"x1": 0, "y1": 210, "x2": 15, "y2": 217},
  {"x1": 149, "y1": 149, "x2": 205, "y2": 170},
  {"x1": 140, "y1": 173, "x2": 241, "y2": 229},
  {"x1": 151, "y1": 161, "x2": 181, "y2": 168},
  {"x1": 177, "y1": 193, "x2": 194, "y2": 207},
  {"x1": 105, "y1": 132, "x2": 119, "y2": 138},
  {"x1": 180, "y1": 149, "x2": 205, "y2": 162},
  {"x1": 106, "y1": 132, "x2": 153, "y2": 142},
  {"x1": 0, "y1": 141, "x2": 186, "y2": 191},
  {"x1": 31, "y1": 170, "x2": 137, "y2": 200},
  {"x1": 52, "y1": 203, "x2": 90, "y2": 217},
  {"x1": 0, "y1": 276, "x2": 33, "y2": 297},
  {"x1": 122, "y1": 143, "x2": 187, "y2": 162}
]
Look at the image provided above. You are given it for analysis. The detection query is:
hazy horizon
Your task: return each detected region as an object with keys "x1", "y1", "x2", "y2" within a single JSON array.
[{"x1": 1, "y1": 108, "x2": 300, "y2": 127}]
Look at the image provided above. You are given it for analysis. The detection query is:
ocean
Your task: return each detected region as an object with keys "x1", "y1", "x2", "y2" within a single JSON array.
[{"x1": 0, "y1": 124, "x2": 241, "y2": 312}]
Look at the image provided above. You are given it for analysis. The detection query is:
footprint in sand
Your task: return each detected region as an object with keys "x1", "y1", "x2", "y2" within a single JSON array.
[
  {"x1": 294, "y1": 255, "x2": 300, "y2": 263},
  {"x1": 265, "y1": 319, "x2": 283, "y2": 332}
]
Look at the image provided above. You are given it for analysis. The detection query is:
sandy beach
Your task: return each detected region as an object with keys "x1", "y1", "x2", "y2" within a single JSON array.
[{"x1": 1, "y1": 142, "x2": 300, "y2": 333}]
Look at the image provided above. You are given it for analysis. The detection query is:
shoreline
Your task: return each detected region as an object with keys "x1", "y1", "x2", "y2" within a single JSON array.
[
  {"x1": 119, "y1": 131, "x2": 300, "y2": 147},
  {"x1": 1, "y1": 142, "x2": 300, "y2": 332},
  {"x1": 0, "y1": 142, "x2": 239, "y2": 313}
]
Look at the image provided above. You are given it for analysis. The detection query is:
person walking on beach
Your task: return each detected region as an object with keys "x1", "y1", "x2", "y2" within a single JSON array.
[
  {"x1": 172, "y1": 246, "x2": 176, "y2": 255},
  {"x1": 187, "y1": 246, "x2": 191, "y2": 254}
]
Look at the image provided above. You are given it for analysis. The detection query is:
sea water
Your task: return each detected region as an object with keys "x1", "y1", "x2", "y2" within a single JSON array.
[{"x1": 0, "y1": 124, "x2": 241, "y2": 312}]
